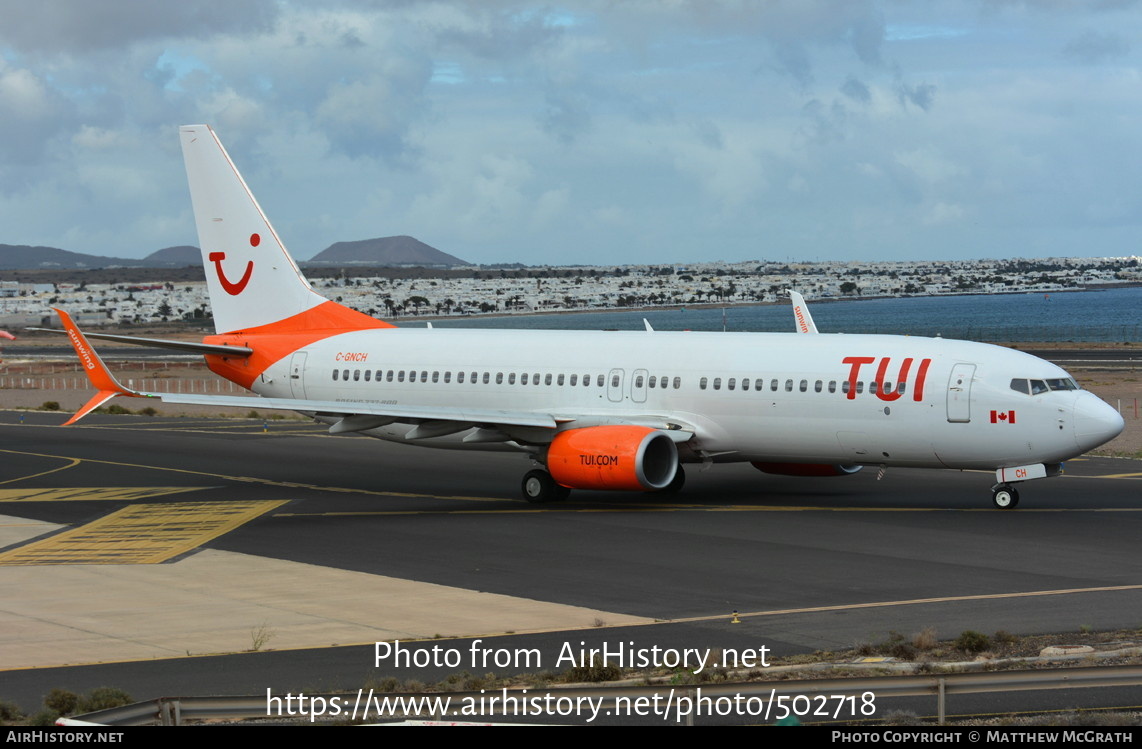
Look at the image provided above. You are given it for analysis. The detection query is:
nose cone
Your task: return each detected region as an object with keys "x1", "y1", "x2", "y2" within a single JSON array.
[{"x1": 1074, "y1": 392, "x2": 1125, "y2": 452}]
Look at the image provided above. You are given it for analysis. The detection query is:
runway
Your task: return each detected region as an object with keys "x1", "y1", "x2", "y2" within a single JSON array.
[{"x1": 1, "y1": 409, "x2": 1140, "y2": 713}]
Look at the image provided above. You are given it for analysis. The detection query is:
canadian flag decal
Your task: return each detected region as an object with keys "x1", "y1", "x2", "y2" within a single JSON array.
[{"x1": 990, "y1": 410, "x2": 1016, "y2": 424}]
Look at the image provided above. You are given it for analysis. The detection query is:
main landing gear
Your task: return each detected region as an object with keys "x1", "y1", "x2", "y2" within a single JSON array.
[
  {"x1": 521, "y1": 469, "x2": 570, "y2": 503},
  {"x1": 991, "y1": 484, "x2": 1020, "y2": 509}
]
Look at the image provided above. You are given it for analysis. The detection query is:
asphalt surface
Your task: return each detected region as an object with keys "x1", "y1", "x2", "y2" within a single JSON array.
[{"x1": 1, "y1": 410, "x2": 1140, "y2": 720}]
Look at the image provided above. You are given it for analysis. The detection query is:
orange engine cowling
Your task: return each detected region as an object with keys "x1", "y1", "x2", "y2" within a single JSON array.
[
  {"x1": 752, "y1": 462, "x2": 863, "y2": 477},
  {"x1": 547, "y1": 426, "x2": 678, "y2": 491}
]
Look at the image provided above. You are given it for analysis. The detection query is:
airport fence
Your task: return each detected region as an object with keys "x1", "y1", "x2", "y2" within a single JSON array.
[
  {"x1": 61, "y1": 663, "x2": 1142, "y2": 726},
  {"x1": 0, "y1": 360, "x2": 240, "y2": 394},
  {"x1": 807, "y1": 324, "x2": 1142, "y2": 343}
]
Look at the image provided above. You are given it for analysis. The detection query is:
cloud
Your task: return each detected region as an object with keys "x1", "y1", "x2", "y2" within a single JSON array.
[
  {"x1": 1062, "y1": 30, "x2": 1130, "y2": 63},
  {"x1": 840, "y1": 76, "x2": 872, "y2": 104},
  {"x1": 0, "y1": 0, "x2": 278, "y2": 56},
  {"x1": 0, "y1": 63, "x2": 71, "y2": 174},
  {"x1": 897, "y1": 81, "x2": 936, "y2": 111}
]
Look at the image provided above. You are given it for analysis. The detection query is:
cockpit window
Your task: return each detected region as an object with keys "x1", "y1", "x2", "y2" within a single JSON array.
[{"x1": 1012, "y1": 377, "x2": 1080, "y2": 395}]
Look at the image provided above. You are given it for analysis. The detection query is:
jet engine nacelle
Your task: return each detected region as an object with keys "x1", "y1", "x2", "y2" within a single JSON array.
[
  {"x1": 547, "y1": 425, "x2": 678, "y2": 491},
  {"x1": 752, "y1": 462, "x2": 863, "y2": 477}
]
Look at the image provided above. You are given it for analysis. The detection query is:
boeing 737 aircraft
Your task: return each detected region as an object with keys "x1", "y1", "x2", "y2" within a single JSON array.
[{"x1": 50, "y1": 125, "x2": 1125, "y2": 509}]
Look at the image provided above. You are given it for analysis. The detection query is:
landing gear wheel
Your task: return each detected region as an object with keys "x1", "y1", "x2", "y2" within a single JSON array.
[
  {"x1": 992, "y1": 485, "x2": 1020, "y2": 509},
  {"x1": 662, "y1": 465, "x2": 686, "y2": 494},
  {"x1": 522, "y1": 469, "x2": 570, "y2": 503}
]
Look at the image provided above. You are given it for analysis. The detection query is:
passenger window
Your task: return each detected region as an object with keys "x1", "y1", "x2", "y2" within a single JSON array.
[
  {"x1": 364, "y1": 370, "x2": 371, "y2": 382},
  {"x1": 755, "y1": 378, "x2": 763, "y2": 391},
  {"x1": 635, "y1": 375, "x2": 644, "y2": 388},
  {"x1": 648, "y1": 376, "x2": 657, "y2": 388},
  {"x1": 444, "y1": 371, "x2": 451, "y2": 383},
  {"x1": 771, "y1": 379, "x2": 778, "y2": 392},
  {"x1": 742, "y1": 378, "x2": 750, "y2": 391},
  {"x1": 785, "y1": 379, "x2": 793, "y2": 392},
  {"x1": 386, "y1": 371, "x2": 394, "y2": 382},
  {"x1": 496, "y1": 372, "x2": 503, "y2": 384},
  {"x1": 343, "y1": 369, "x2": 350, "y2": 381},
  {"x1": 727, "y1": 378, "x2": 735, "y2": 391},
  {"x1": 570, "y1": 374, "x2": 578, "y2": 386},
  {"x1": 700, "y1": 377, "x2": 708, "y2": 390},
  {"x1": 546, "y1": 374, "x2": 553, "y2": 386},
  {"x1": 432, "y1": 371, "x2": 440, "y2": 383},
  {"x1": 841, "y1": 380, "x2": 849, "y2": 394},
  {"x1": 483, "y1": 372, "x2": 490, "y2": 384},
  {"x1": 398, "y1": 371, "x2": 405, "y2": 382},
  {"x1": 814, "y1": 380, "x2": 822, "y2": 393},
  {"x1": 673, "y1": 377, "x2": 681, "y2": 389},
  {"x1": 869, "y1": 381, "x2": 878, "y2": 394},
  {"x1": 509, "y1": 373, "x2": 517, "y2": 385},
  {"x1": 897, "y1": 382, "x2": 907, "y2": 395},
  {"x1": 420, "y1": 371, "x2": 428, "y2": 383},
  {"x1": 522, "y1": 373, "x2": 529, "y2": 385},
  {"x1": 332, "y1": 370, "x2": 338, "y2": 381},
  {"x1": 457, "y1": 372, "x2": 465, "y2": 384},
  {"x1": 597, "y1": 374, "x2": 604, "y2": 387},
  {"x1": 611, "y1": 374, "x2": 620, "y2": 388},
  {"x1": 828, "y1": 381, "x2": 836, "y2": 393},
  {"x1": 856, "y1": 381, "x2": 864, "y2": 394},
  {"x1": 713, "y1": 377, "x2": 722, "y2": 390},
  {"x1": 557, "y1": 374, "x2": 564, "y2": 386},
  {"x1": 799, "y1": 379, "x2": 807, "y2": 392}
]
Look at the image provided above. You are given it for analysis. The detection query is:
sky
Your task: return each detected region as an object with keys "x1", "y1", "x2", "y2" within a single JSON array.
[{"x1": 0, "y1": 0, "x2": 1140, "y2": 266}]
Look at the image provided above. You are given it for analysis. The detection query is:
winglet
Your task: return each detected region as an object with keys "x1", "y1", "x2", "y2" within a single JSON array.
[
  {"x1": 788, "y1": 290, "x2": 819, "y2": 334},
  {"x1": 54, "y1": 308, "x2": 144, "y2": 425}
]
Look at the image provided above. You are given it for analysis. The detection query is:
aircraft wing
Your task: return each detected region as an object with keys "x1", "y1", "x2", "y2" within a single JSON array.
[
  {"x1": 142, "y1": 391, "x2": 559, "y2": 429},
  {"x1": 29, "y1": 327, "x2": 253, "y2": 357},
  {"x1": 52, "y1": 308, "x2": 697, "y2": 441},
  {"x1": 52, "y1": 308, "x2": 557, "y2": 429}
]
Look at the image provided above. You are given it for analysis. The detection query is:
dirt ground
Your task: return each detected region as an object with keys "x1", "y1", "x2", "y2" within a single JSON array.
[{"x1": 2, "y1": 358, "x2": 1138, "y2": 458}]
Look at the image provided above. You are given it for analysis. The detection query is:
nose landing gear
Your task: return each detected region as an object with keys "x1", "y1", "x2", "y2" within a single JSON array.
[{"x1": 991, "y1": 484, "x2": 1020, "y2": 509}]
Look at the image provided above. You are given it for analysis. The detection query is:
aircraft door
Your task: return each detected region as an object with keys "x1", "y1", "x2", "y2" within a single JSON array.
[
  {"x1": 289, "y1": 351, "x2": 308, "y2": 399},
  {"x1": 946, "y1": 363, "x2": 975, "y2": 423},
  {"x1": 631, "y1": 368, "x2": 648, "y2": 403},
  {"x1": 607, "y1": 368, "x2": 625, "y2": 402}
]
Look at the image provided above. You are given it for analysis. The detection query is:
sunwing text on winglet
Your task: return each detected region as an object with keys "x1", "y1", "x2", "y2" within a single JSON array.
[
  {"x1": 52, "y1": 124, "x2": 1124, "y2": 509},
  {"x1": 788, "y1": 290, "x2": 818, "y2": 334}
]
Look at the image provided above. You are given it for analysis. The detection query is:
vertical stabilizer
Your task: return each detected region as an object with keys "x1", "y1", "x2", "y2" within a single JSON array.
[{"x1": 180, "y1": 125, "x2": 327, "y2": 333}]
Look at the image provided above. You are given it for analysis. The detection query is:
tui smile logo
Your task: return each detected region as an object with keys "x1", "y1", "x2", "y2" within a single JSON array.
[{"x1": 209, "y1": 233, "x2": 258, "y2": 295}]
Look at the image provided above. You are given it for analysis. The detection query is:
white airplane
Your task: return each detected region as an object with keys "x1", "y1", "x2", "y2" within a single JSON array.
[{"x1": 51, "y1": 124, "x2": 1124, "y2": 509}]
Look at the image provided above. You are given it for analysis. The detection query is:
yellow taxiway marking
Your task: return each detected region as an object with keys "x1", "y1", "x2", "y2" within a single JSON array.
[
  {"x1": 276, "y1": 505, "x2": 1142, "y2": 518},
  {"x1": 0, "y1": 500, "x2": 286, "y2": 565},
  {"x1": 0, "y1": 487, "x2": 206, "y2": 503},
  {"x1": 0, "y1": 448, "x2": 508, "y2": 503},
  {"x1": 1092, "y1": 472, "x2": 1142, "y2": 479},
  {"x1": 665, "y1": 584, "x2": 1142, "y2": 625},
  {"x1": 0, "y1": 457, "x2": 80, "y2": 486}
]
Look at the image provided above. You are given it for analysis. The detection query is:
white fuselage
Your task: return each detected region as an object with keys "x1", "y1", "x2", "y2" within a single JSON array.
[{"x1": 249, "y1": 328, "x2": 1122, "y2": 471}]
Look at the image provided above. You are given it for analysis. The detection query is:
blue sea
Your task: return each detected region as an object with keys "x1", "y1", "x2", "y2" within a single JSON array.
[{"x1": 414, "y1": 286, "x2": 1142, "y2": 342}]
